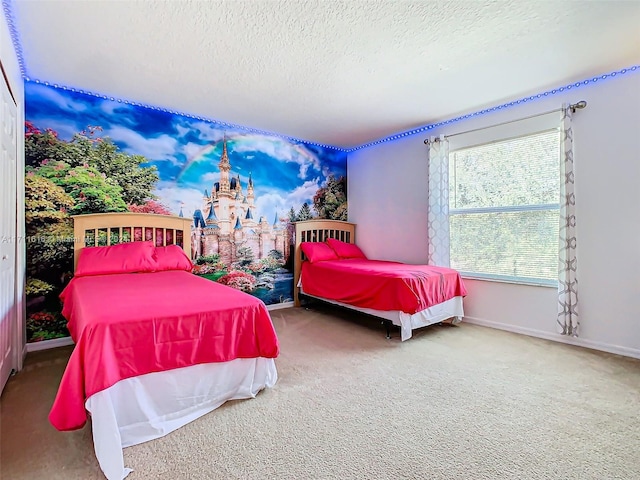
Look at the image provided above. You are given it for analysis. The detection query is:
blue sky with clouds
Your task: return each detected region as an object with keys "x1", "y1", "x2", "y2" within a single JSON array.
[{"x1": 25, "y1": 83, "x2": 347, "y2": 220}]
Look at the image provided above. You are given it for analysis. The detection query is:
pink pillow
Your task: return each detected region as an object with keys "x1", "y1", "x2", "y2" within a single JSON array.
[
  {"x1": 154, "y1": 245, "x2": 193, "y2": 272},
  {"x1": 75, "y1": 241, "x2": 159, "y2": 276},
  {"x1": 300, "y1": 242, "x2": 339, "y2": 263},
  {"x1": 326, "y1": 238, "x2": 367, "y2": 259}
]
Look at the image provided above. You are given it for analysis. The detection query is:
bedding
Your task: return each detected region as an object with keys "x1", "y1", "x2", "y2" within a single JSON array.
[
  {"x1": 300, "y1": 241, "x2": 339, "y2": 263},
  {"x1": 300, "y1": 258, "x2": 467, "y2": 315},
  {"x1": 326, "y1": 238, "x2": 367, "y2": 259},
  {"x1": 50, "y1": 269, "x2": 279, "y2": 431},
  {"x1": 153, "y1": 244, "x2": 193, "y2": 272},
  {"x1": 75, "y1": 240, "x2": 159, "y2": 276}
]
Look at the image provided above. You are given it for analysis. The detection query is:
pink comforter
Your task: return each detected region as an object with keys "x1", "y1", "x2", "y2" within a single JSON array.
[
  {"x1": 49, "y1": 270, "x2": 279, "y2": 431},
  {"x1": 301, "y1": 259, "x2": 466, "y2": 314}
]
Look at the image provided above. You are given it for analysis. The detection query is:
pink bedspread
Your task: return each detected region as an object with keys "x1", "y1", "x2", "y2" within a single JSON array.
[
  {"x1": 49, "y1": 270, "x2": 279, "y2": 431},
  {"x1": 301, "y1": 259, "x2": 466, "y2": 314}
]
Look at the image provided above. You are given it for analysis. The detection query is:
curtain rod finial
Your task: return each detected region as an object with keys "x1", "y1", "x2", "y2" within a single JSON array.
[{"x1": 570, "y1": 100, "x2": 587, "y2": 112}]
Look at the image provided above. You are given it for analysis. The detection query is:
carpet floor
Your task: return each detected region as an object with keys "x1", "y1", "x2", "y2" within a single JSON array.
[{"x1": 1, "y1": 304, "x2": 639, "y2": 479}]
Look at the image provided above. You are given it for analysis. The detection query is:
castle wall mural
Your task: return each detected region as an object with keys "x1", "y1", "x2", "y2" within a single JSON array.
[{"x1": 25, "y1": 82, "x2": 347, "y2": 343}]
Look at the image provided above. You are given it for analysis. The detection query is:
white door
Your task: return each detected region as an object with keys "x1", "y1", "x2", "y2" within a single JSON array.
[{"x1": 0, "y1": 72, "x2": 18, "y2": 394}]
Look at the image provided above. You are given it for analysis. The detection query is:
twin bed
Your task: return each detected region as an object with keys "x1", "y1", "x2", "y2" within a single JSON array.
[
  {"x1": 293, "y1": 219, "x2": 466, "y2": 341},
  {"x1": 50, "y1": 214, "x2": 465, "y2": 480}
]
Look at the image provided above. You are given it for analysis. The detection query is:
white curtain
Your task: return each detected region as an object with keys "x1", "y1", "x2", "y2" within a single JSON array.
[
  {"x1": 557, "y1": 105, "x2": 579, "y2": 336},
  {"x1": 427, "y1": 136, "x2": 450, "y2": 267}
]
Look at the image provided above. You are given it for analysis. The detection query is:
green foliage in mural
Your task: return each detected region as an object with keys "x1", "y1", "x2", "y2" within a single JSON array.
[
  {"x1": 24, "y1": 122, "x2": 161, "y2": 342},
  {"x1": 297, "y1": 202, "x2": 313, "y2": 221},
  {"x1": 32, "y1": 161, "x2": 128, "y2": 215},
  {"x1": 24, "y1": 173, "x2": 74, "y2": 226},
  {"x1": 287, "y1": 206, "x2": 298, "y2": 222},
  {"x1": 236, "y1": 246, "x2": 254, "y2": 267},
  {"x1": 313, "y1": 174, "x2": 347, "y2": 221},
  {"x1": 25, "y1": 278, "x2": 55, "y2": 297},
  {"x1": 25, "y1": 123, "x2": 159, "y2": 206},
  {"x1": 89, "y1": 138, "x2": 160, "y2": 205},
  {"x1": 268, "y1": 249, "x2": 283, "y2": 261},
  {"x1": 24, "y1": 173, "x2": 74, "y2": 280}
]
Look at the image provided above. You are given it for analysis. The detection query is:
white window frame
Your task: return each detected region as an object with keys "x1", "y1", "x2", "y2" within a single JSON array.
[{"x1": 447, "y1": 112, "x2": 561, "y2": 287}]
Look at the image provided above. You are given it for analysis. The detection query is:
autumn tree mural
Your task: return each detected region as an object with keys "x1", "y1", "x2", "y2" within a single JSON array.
[{"x1": 313, "y1": 175, "x2": 347, "y2": 220}]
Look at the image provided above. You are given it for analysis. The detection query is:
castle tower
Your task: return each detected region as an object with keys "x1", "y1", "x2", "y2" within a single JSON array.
[
  {"x1": 260, "y1": 216, "x2": 272, "y2": 258},
  {"x1": 205, "y1": 202, "x2": 218, "y2": 225},
  {"x1": 247, "y1": 172, "x2": 255, "y2": 206},
  {"x1": 217, "y1": 137, "x2": 232, "y2": 196}
]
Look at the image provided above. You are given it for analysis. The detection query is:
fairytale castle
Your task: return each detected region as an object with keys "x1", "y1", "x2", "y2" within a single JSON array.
[{"x1": 189, "y1": 138, "x2": 289, "y2": 266}]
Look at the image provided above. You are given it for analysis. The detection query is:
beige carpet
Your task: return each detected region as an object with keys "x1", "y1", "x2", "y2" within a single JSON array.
[{"x1": 2, "y1": 304, "x2": 639, "y2": 480}]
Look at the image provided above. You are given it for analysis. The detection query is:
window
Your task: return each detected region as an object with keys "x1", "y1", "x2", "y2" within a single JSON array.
[{"x1": 448, "y1": 129, "x2": 560, "y2": 285}]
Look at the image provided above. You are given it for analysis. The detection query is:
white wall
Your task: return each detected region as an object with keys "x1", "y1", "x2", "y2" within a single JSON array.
[
  {"x1": 1, "y1": 13, "x2": 26, "y2": 368},
  {"x1": 348, "y1": 71, "x2": 640, "y2": 358}
]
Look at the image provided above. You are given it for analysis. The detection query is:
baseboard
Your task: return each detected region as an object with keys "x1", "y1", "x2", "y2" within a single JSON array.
[
  {"x1": 267, "y1": 301, "x2": 294, "y2": 311},
  {"x1": 463, "y1": 316, "x2": 640, "y2": 360},
  {"x1": 26, "y1": 336, "x2": 75, "y2": 352}
]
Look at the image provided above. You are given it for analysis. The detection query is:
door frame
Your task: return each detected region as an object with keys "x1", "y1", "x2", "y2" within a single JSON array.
[{"x1": 0, "y1": 59, "x2": 23, "y2": 394}]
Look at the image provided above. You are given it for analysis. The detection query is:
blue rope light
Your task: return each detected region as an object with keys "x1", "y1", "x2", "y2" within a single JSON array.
[
  {"x1": 348, "y1": 65, "x2": 640, "y2": 152},
  {"x1": 3, "y1": 0, "x2": 638, "y2": 153},
  {"x1": 2, "y1": 0, "x2": 26, "y2": 77}
]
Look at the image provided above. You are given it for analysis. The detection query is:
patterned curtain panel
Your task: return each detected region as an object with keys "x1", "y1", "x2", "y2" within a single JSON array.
[
  {"x1": 427, "y1": 136, "x2": 451, "y2": 267},
  {"x1": 558, "y1": 105, "x2": 579, "y2": 336}
]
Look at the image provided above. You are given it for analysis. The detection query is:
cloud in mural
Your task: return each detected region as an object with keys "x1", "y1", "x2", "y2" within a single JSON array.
[
  {"x1": 99, "y1": 100, "x2": 133, "y2": 118},
  {"x1": 105, "y1": 126, "x2": 180, "y2": 164},
  {"x1": 231, "y1": 135, "x2": 322, "y2": 179},
  {"x1": 254, "y1": 179, "x2": 322, "y2": 221},
  {"x1": 154, "y1": 182, "x2": 205, "y2": 217},
  {"x1": 27, "y1": 83, "x2": 88, "y2": 113}
]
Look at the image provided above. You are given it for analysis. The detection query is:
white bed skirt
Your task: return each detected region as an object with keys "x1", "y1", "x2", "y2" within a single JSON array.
[
  {"x1": 85, "y1": 357, "x2": 278, "y2": 480},
  {"x1": 300, "y1": 286, "x2": 464, "y2": 341}
]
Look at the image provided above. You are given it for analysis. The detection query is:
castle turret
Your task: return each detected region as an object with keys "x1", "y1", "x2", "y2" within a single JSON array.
[
  {"x1": 247, "y1": 171, "x2": 255, "y2": 206},
  {"x1": 217, "y1": 136, "x2": 232, "y2": 196},
  {"x1": 193, "y1": 209, "x2": 206, "y2": 228},
  {"x1": 205, "y1": 203, "x2": 218, "y2": 225}
]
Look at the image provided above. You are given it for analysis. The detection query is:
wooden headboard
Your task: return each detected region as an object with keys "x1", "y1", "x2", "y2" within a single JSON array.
[
  {"x1": 293, "y1": 219, "x2": 356, "y2": 307},
  {"x1": 72, "y1": 212, "x2": 193, "y2": 270}
]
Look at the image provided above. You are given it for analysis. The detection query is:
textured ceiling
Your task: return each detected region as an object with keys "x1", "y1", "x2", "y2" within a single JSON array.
[{"x1": 10, "y1": 0, "x2": 640, "y2": 148}]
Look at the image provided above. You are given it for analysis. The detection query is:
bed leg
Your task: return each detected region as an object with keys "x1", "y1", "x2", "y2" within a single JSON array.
[{"x1": 382, "y1": 320, "x2": 391, "y2": 339}]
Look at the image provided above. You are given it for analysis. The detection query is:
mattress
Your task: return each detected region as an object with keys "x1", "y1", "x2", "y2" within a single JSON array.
[{"x1": 300, "y1": 258, "x2": 467, "y2": 314}]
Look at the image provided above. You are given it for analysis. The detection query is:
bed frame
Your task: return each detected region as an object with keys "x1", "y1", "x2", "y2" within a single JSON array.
[
  {"x1": 293, "y1": 219, "x2": 356, "y2": 307},
  {"x1": 72, "y1": 212, "x2": 193, "y2": 270}
]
